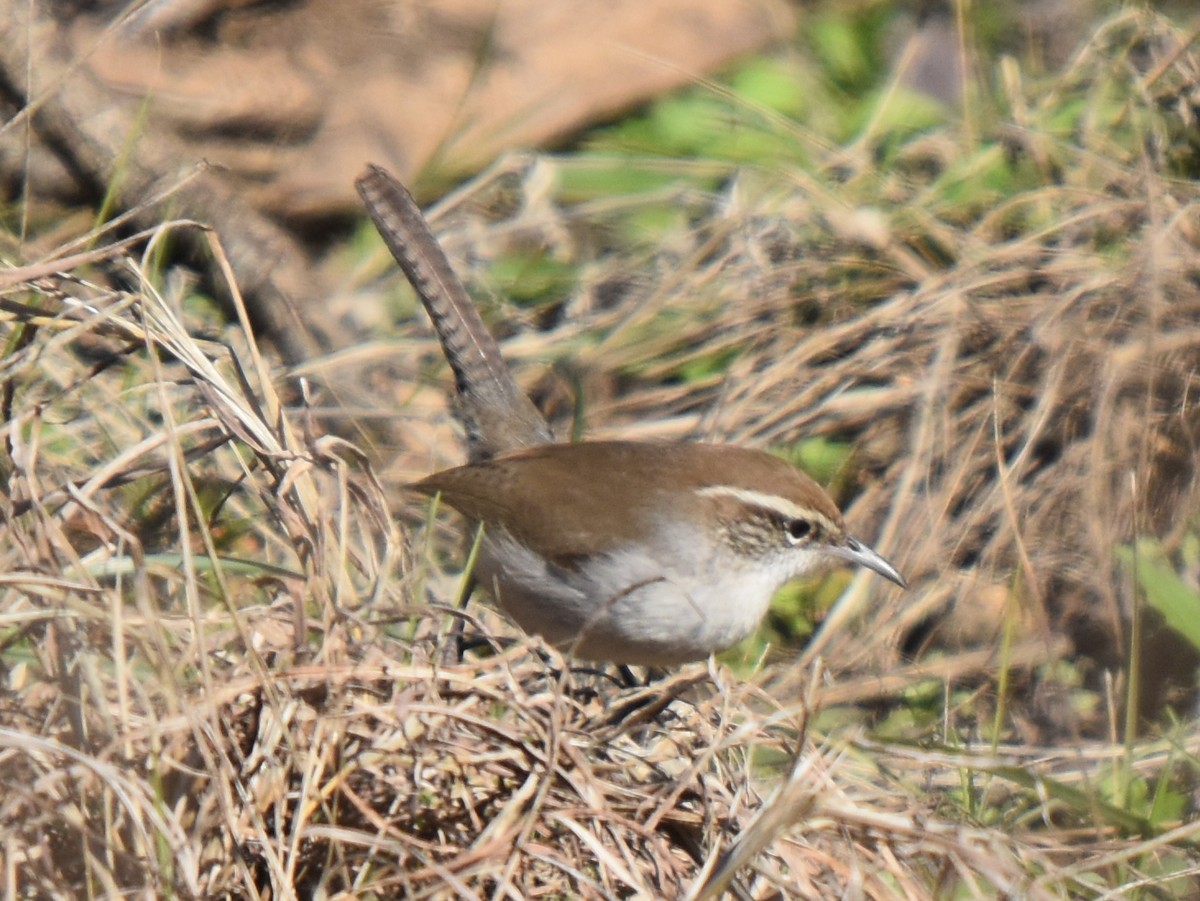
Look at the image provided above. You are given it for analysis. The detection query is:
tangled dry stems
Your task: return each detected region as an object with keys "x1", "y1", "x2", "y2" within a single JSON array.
[
  {"x1": 370, "y1": 9, "x2": 1200, "y2": 723},
  {"x1": 3, "y1": 8, "x2": 1200, "y2": 898}
]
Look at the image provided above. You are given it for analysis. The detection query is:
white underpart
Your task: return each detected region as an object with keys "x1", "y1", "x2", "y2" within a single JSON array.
[{"x1": 473, "y1": 515, "x2": 829, "y2": 665}]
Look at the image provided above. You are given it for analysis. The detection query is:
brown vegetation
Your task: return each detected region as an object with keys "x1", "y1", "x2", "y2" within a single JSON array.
[{"x1": 2, "y1": 7, "x2": 1200, "y2": 899}]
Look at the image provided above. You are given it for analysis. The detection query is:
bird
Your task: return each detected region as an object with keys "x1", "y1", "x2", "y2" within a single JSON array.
[{"x1": 356, "y1": 164, "x2": 905, "y2": 665}]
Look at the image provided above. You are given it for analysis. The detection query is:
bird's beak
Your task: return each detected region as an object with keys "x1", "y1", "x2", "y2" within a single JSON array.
[{"x1": 828, "y1": 536, "x2": 908, "y2": 589}]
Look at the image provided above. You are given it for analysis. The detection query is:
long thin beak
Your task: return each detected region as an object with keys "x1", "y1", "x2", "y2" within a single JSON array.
[{"x1": 827, "y1": 535, "x2": 908, "y2": 589}]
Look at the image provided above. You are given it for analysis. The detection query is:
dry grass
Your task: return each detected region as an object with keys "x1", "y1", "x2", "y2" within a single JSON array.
[
  {"x1": 4, "y1": 7, "x2": 1200, "y2": 899},
  {"x1": 348, "y1": 9, "x2": 1200, "y2": 729},
  {"x1": 0, "y1": 252, "x2": 1068, "y2": 895}
]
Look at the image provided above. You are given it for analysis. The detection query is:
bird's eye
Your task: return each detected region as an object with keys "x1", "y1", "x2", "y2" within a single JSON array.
[{"x1": 785, "y1": 519, "x2": 812, "y2": 544}]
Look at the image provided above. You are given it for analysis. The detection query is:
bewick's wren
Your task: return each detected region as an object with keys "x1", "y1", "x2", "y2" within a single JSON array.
[{"x1": 357, "y1": 164, "x2": 905, "y2": 666}]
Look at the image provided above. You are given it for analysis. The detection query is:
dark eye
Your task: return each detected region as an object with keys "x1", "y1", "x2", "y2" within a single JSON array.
[{"x1": 785, "y1": 519, "x2": 812, "y2": 544}]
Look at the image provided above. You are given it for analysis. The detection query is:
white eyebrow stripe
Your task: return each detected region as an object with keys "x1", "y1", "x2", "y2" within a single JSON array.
[{"x1": 695, "y1": 486, "x2": 838, "y2": 531}]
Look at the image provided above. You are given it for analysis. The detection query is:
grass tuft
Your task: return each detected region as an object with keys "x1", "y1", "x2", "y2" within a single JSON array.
[{"x1": 5, "y1": 6, "x2": 1200, "y2": 897}]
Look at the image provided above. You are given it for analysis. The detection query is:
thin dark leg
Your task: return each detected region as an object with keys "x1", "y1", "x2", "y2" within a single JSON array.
[{"x1": 446, "y1": 572, "x2": 477, "y2": 664}]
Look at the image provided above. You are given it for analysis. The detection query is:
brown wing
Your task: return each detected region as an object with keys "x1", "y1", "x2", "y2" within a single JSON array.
[
  {"x1": 411, "y1": 442, "x2": 674, "y2": 561},
  {"x1": 410, "y1": 441, "x2": 841, "y2": 562}
]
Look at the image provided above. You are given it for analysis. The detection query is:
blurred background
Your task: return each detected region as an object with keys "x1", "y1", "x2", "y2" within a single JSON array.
[{"x1": 1, "y1": 0, "x2": 1124, "y2": 357}]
